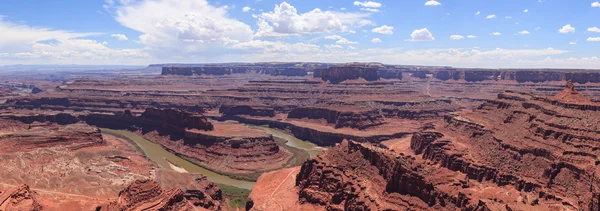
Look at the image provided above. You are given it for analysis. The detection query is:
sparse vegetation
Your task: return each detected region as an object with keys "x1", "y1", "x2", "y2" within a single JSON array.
[{"x1": 218, "y1": 183, "x2": 251, "y2": 209}]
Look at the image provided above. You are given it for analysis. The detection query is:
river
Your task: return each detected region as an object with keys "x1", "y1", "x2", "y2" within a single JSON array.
[
  {"x1": 100, "y1": 125, "x2": 324, "y2": 190},
  {"x1": 101, "y1": 128, "x2": 256, "y2": 189},
  {"x1": 246, "y1": 125, "x2": 325, "y2": 158}
]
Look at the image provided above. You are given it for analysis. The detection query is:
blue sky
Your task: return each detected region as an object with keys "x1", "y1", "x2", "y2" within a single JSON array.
[{"x1": 1, "y1": 0, "x2": 600, "y2": 68}]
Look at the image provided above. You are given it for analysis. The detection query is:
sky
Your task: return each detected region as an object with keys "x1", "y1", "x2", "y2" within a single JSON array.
[{"x1": 1, "y1": 0, "x2": 600, "y2": 68}]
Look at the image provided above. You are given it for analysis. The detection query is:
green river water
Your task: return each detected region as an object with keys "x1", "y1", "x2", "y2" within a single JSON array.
[{"x1": 100, "y1": 125, "x2": 324, "y2": 190}]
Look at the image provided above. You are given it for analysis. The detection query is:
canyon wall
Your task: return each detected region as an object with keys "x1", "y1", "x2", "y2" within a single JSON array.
[
  {"x1": 162, "y1": 66, "x2": 309, "y2": 77},
  {"x1": 316, "y1": 66, "x2": 380, "y2": 83},
  {"x1": 141, "y1": 108, "x2": 214, "y2": 131},
  {"x1": 287, "y1": 107, "x2": 384, "y2": 130}
]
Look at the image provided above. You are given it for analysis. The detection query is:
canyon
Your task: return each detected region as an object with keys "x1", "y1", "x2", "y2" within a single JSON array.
[{"x1": 2, "y1": 62, "x2": 600, "y2": 210}]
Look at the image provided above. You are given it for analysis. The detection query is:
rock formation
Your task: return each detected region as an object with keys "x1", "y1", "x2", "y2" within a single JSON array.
[
  {"x1": 0, "y1": 184, "x2": 43, "y2": 211},
  {"x1": 316, "y1": 66, "x2": 380, "y2": 83},
  {"x1": 101, "y1": 179, "x2": 222, "y2": 211},
  {"x1": 287, "y1": 107, "x2": 384, "y2": 130},
  {"x1": 141, "y1": 108, "x2": 214, "y2": 131}
]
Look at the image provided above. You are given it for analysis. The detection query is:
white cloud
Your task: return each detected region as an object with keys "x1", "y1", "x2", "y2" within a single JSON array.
[
  {"x1": 330, "y1": 12, "x2": 375, "y2": 28},
  {"x1": 336, "y1": 38, "x2": 357, "y2": 44},
  {"x1": 559, "y1": 24, "x2": 575, "y2": 33},
  {"x1": 505, "y1": 16, "x2": 512, "y2": 19},
  {"x1": 112, "y1": 0, "x2": 254, "y2": 52},
  {"x1": 347, "y1": 46, "x2": 356, "y2": 50},
  {"x1": 518, "y1": 30, "x2": 530, "y2": 35},
  {"x1": 588, "y1": 27, "x2": 600, "y2": 33},
  {"x1": 425, "y1": 0, "x2": 441, "y2": 6},
  {"x1": 349, "y1": 30, "x2": 357, "y2": 34},
  {"x1": 409, "y1": 28, "x2": 435, "y2": 41},
  {"x1": 353, "y1": 1, "x2": 382, "y2": 8},
  {"x1": 232, "y1": 40, "x2": 322, "y2": 53},
  {"x1": 588, "y1": 37, "x2": 600, "y2": 42},
  {"x1": 491, "y1": 32, "x2": 501, "y2": 36},
  {"x1": 486, "y1": 14, "x2": 496, "y2": 19},
  {"x1": 535, "y1": 26, "x2": 541, "y2": 30},
  {"x1": 467, "y1": 35, "x2": 477, "y2": 38},
  {"x1": 371, "y1": 38, "x2": 381, "y2": 43},
  {"x1": 111, "y1": 33, "x2": 128, "y2": 40},
  {"x1": 524, "y1": 9, "x2": 528, "y2": 12},
  {"x1": 450, "y1": 35, "x2": 464, "y2": 40},
  {"x1": 360, "y1": 8, "x2": 380, "y2": 12},
  {"x1": 340, "y1": 7, "x2": 347, "y2": 11},
  {"x1": 372, "y1": 25, "x2": 394, "y2": 34},
  {"x1": 255, "y1": 2, "x2": 350, "y2": 37},
  {"x1": 0, "y1": 18, "x2": 149, "y2": 65},
  {"x1": 569, "y1": 42, "x2": 576, "y2": 45},
  {"x1": 475, "y1": 11, "x2": 480, "y2": 15},
  {"x1": 324, "y1": 44, "x2": 343, "y2": 50},
  {"x1": 593, "y1": 2, "x2": 600, "y2": 7},
  {"x1": 242, "y1": 6, "x2": 252, "y2": 12},
  {"x1": 325, "y1": 35, "x2": 343, "y2": 40}
]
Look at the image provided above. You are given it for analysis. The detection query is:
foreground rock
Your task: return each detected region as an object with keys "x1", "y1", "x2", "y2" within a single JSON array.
[
  {"x1": 0, "y1": 184, "x2": 43, "y2": 211},
  {"x1": 101, "y1": 178, "x2": 222, "y2": 211}
]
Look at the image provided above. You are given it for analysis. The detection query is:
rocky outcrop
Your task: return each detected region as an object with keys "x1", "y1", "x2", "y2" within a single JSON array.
[
  {"x1": 161, "y1": 66, "x2": 233, "y2": 76},
  {"x1": 4, "y1": 112, "x2": 79, "y2": 125},
  {"x1": 0, "y1": 184, "x2": 43, "y2": 211},
  {"x1": 287, "y1": 107, "x2": 384, "y2": 130},
  {"x1": 144, "y1": 121, "x2": 293, "y2": 177},
  {"x1": 141, "y1": 108, "x2": 213, "y2": 131},
  {"x1": 293, "y1": 140, "x2": 493, "y2": 210},
  {"x1": 0, "y1": 119, "x2": 105, "y2": 152},
  {"x1": 430, "y1": 69, "x2": 600, "y2": 83},
  {"x1": 377, "y1": 69, "x2": 404, "y2": 80},
  {"x1": 261, "y1": 68, "x2": 308, "y2": 76},
  {"x1": 162, "y1": 67, "x2": 196, "y2": 76},
  {"x1": 316, "y1": 66, "x2": 380, "y2": 83},
  {"x1": 219, "y1": 105, "x2": 276, "y2": 117},
  {"x1": 223, "y1": 115, "x2": 408, "y2": 146},
  {"x1": 101, "y1": 179, "x2": 223, "y2": 211}
]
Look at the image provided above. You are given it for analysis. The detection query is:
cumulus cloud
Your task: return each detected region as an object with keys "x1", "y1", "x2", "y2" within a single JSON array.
[
  {"x1": 255, "y1": 2, "x2": 349, "y2": 37},
  {"x1": 524, "y1": 9, "x2": 528, "y2": 12},
  {"x1": 409, "y1": 28, "x2": 435, "y2": 41},
  {"x1": 232, "y1": 40, "x2": 321, "y2": 53},
  {"x1": 112, "y1": 0, "x2": 254, "y2": 52},
  {"x1": 588, "y1": 27, "x2": 600, "y2": 33},
  {"x1": 111, "y1": 33, "x2": 128, "y2": 40},
  {"x1": 450, "y1": 35, "x2": 464, "y2": 40},
  {"x1": 491, "y1": 32, "x2": 501, "y2": 36},
  {"x1": 242, "y1": 6, "x2": 252, "y2": 12},
  {"x1": 0, "y1": 19, "x2": 148, "y2": 65},
  {"x1": 518, "y1": 30, "x2": 530, "y2": 35},
  {"x1": 353, "y1": 1, "x2": 382, "y2": 8},
  {"x1": 588, "y1": 37, "x2": 600, "y2": 42},
  {"x1": 486, "y1": 14, "x2": 496, "y2": 19},
  {"x1": 372, "y1": 25, "x2": 394, "y2": 34},
  {"x1": 324, "y1": 44, "x2": 343, "y2": 50},
  {"x1": 371, "y1": 38, "x2": 381, "y2": 43},
  {"x1": 325, "y1": 35, "x2": 343, "y2": 40},
  {"x1": 467, "y1": 35, "x2": 477, "y2": 38},
  {"x1": 475, "y1": 11, "x2": 480, "y2": 15},
  {"x1": 559, "y1": 24, "x2": 575, "y2": 33},
  {"x1": 593, "y1": 2, "x2": 600, "y2": 7},
  {"x1": 361, "y1": 8, "x2": 380, "y2": 12},
  {"x1": 425, "y1": 0, "x2": 441, "y2": 6},
  {"x1": 336, "y1": 38, "x2": 358, "y2": 44},
  {"x1": 569, "y1": 42, "x2": 576, "y2": 45}
]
